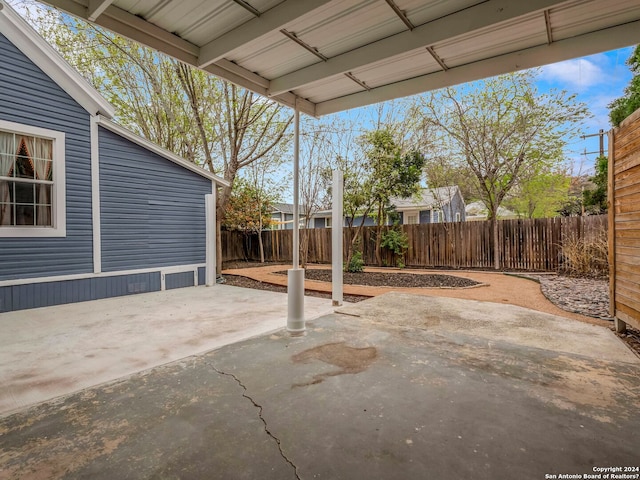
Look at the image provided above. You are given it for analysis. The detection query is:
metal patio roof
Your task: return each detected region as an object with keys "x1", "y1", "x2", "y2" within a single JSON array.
[{"x1": 38, "y1": 0, "x2": 640, "y2": 117}]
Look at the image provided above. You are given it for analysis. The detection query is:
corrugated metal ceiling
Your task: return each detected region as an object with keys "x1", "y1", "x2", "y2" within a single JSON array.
[{"x1": 38, "y1": 0, "x2": 640, "y2": 116}]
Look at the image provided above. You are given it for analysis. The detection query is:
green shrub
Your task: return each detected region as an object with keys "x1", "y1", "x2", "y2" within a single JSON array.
[
  {"x1": 345, "y1": 251, "x2": 364, "y2": 273},
  {"x1": 381, "y1": 228, "x2": 409, "y2": 268}
]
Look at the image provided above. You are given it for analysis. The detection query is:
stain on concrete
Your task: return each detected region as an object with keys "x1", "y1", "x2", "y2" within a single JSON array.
[{"x1": 291, "y1": 342, "x2": 377, "y2": 387}]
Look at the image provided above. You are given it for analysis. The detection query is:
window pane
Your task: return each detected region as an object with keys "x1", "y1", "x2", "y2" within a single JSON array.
[
  {"x1": 14, "y1": 181, "x2": 35, "y2": 204},
  {"x1": 35, "y1": 204, "x2": 52, "y2": 226},
  {"x1": 15, "y1": 155, "x2": 34, "y2": 179},
  {"x1": 35, "y1": 184, "x2": 52, "y2": 226},
  {"x1": 16, "y1": 203, "x2": 35, "y2": 225},
  {"x1": 0, "y1": 153, "x2": 13, "y2": 178}
]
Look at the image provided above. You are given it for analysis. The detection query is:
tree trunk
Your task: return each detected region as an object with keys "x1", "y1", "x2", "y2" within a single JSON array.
[
  {"x1": 300, "y1": 228, "x2": 308, "y2": 268},
  {"x1": 258, "y1": 221, "x2": 265, "y2": 264}
]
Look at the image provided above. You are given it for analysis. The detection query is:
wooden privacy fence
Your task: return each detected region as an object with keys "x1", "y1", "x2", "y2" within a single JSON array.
[
  {"x1": 223, "y1": 215, "x2": 607, "y2": 272},
  {"x1": 609, "y1": 107, "x2": 640, "y2": 332}
]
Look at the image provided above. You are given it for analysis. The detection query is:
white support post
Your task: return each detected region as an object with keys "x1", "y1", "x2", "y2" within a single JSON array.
[
  {"x1": 205, "y1": 190, "x2": 216, "y2": 287},
  {"x1": 332, "y1": 170, "x2": 343, "y2": 306},
  {"x1": 287, "y1": 104, "x2": 305, "y2": 335}
]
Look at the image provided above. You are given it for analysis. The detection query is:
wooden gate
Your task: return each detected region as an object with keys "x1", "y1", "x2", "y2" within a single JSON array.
[{"x1": 609, "y1": 107, "x2": 640, "y2": 332}]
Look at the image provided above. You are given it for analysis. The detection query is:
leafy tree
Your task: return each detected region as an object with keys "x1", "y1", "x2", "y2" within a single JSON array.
[
  {"x1": 609, "y1": 45, "x2": 640, "y2": 126},
  {"x1": 222, "y1": 178, "x2": 275, "y2": 260},
  {"x1": 582, "y1": 156, "x2": 608, "y2": 214},
  {"x1": 363, "y1": 130, "x2": 425, "y2": 265},
  {"x1": 506, "y1": 167, "x2": 571, "y2": 218},
  {"x1": 417, "y1": 70, "x2": 589, "y2": 268}
]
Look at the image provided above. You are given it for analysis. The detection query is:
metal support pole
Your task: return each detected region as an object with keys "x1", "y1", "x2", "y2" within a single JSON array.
[
  {"x1": 332, "y1": 170, "x2": 343, "y2": 306},
  {"x1": 287, "y1": 105, "x2": 305, "y2": 335},
  {"x1": 205, "y1": 191, "x2": 216, "y2": 286},
  {"x1": 292, "y1": 108, "x2": 300, "y2": 270}
]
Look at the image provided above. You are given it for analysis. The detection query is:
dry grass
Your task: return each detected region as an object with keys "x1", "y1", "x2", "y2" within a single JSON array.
[{"x1": 560, "y1": 226, "x2": 609, "y2": 277}]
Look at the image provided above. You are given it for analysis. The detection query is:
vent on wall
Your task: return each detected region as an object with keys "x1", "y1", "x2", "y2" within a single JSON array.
[{"x1": 127, "y1": 282, "x2": 148, "y2": 294}]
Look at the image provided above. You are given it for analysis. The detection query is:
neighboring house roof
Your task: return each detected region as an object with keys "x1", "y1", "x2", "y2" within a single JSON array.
[
  {"x1": 272, "y1": 203, "x2": 295, "y2": 215},
  {"x1": 0, "y1": 3, "x2": 114, "y2": 118},
  {"x1": 465, "y1": 201, "x2": 518, "y2": 219},
  {"x1": 275, "y1": 186, "x2": 463, "y2": 218},
  {"x1": 0, "y1": 4, "x2": 228, "y2": 187},
  {"x1": 391, "y1": 186, "x2": 461, "y2": 211}
]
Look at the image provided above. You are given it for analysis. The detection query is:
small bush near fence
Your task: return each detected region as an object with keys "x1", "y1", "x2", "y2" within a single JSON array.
[{"x1": 222, "y1": 215, "x2": 608, "y2": 274}]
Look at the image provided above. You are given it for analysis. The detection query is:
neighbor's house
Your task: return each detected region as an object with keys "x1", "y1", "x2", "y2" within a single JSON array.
[
  {"x1": 465, "y1": 201, "x2": 519, "y2": 221},
  {"x1": 0, "y1": 5, "x2": 228, "y2": 313},
  {"x1": 273, "y1": 186, "x2": 466, "y2": 229}
]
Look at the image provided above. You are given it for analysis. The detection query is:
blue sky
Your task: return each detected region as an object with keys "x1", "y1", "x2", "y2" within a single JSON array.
[
  {"x1": 536, "y1": 48, "x2": 634, "y2": 175},
  {"x1": 321, "y1": 47, "x2": 635, "y2": 179}
]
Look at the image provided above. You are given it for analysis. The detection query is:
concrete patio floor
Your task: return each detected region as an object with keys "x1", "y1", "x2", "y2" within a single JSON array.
[
  {"x1": 1, "y1": 292, "x2": 638, "y2": 479},
  {"x1": 0, "y1": 285, "x2": 334, "y2": 415}
]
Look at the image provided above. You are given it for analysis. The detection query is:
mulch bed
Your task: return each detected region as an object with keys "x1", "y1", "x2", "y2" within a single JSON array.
[
  {"x1": 222, "y1": 275, "x2": 370, "y2": 303},
  {"x1": 274, "y1": 269, "x2": 480, "y2": 288}
]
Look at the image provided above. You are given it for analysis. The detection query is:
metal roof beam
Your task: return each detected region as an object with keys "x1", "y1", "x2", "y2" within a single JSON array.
[
  {"x1": 426, "y1": 46, "x2": 448, "y2": 71},
  {"x1": 87, "y1": 0, "x2": 113, "y2": 21},
  {"x1": 269, "y1": 0, "x2": 567, "y2": 96},
  {"x1": 315, "y1": 19, "x2": 640, "y2": 116},
  {"x1": 544, "y1": 10, "x2": 553, "y2": 44},
  {"x1": 198, "y1": 0, "x2": 334, "y2": 68},
  {"x1": 384, "y1": 0, "x2": 414, "y2": 30},
  {"x1": 280, "y1": 29, "x2": 328, "y2": 61},
  {"x1": 230, "y1": 0, "x2": 261, "y2": 18}
]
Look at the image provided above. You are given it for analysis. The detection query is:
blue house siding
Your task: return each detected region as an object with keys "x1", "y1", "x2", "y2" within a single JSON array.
[
  {"x1": 98, "y1": 127, "x2": 211, "y2": 272},
  {"x1": 0, "y1": 273, "x2": 162, "y2": 313},
  {"x1": 0, "y1": 32, "x2": 93, "y2": 281},
  {"x1": 165, "y1": 271, "x2": 195, "y2": 290},
  {"x1": 448, "y1": 191, "x2": 466, "y2": 222}
]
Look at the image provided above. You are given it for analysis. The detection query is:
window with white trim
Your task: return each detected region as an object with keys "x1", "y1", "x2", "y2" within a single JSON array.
[
  {"x1": 455, "y1": 212, "x2": 461, "y2": 222},
  {"x1": 406, "y1": 213, "x2": 419, "y2": 225},
  {"x1": 325, "y1": 217, "x2": 332, "y2": 228},
  {"x1": 0, "y1": 121, "x2": 65, "y2": 237}
]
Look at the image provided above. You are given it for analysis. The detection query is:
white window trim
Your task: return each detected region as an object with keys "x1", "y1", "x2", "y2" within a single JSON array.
[
  {"x1": 403, "y1": 210, "x2": 419, "y2": 225},
  {"x1": 325, "y1": 217, "x2": 332, "y2": 228},
  {"x1": 455, "y1": 212, "x2": 461, "y2": 222},
  {"x1": 0, "y1": 120, "x2": 66, "y2": 237}
]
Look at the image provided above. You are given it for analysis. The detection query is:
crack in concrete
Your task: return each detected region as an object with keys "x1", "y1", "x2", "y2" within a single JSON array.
[{"x1": 210, "y1": 364, "x2": 301, "y2": 480}]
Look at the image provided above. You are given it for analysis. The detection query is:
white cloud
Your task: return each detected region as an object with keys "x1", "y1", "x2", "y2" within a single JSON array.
[{"x1": 540, "y1": 58, "x2": 605, "y2": 89}]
